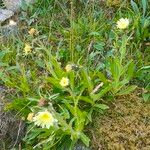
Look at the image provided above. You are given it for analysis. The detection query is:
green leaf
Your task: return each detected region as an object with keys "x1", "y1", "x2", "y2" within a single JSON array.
[
  {"x1": 86, "y1": 109, "x2": 93, "y2": 123},
  {"x1": 45, "y1": 62, "x2": 57, "y2": 78},
  {"x1": 93, "y1": 42, "x2": 105, "y2": 51},
  {"x1": 136, "y1": 65, "x2": 150, "y2": 75},
  {"x1": 142, "y1": 0, "x2": 147, "y2": 16},
  {"x1": 46, "y1": 77, "x2": 61, "y2": 88},
  {"x1": 145, "y1": 83, "x2": 150, "y2": 90},
  {"x1": 90, "y1": 85, "x2": 112, "y2": 101},
  {"x1": 76, "y1": 110, "x2": 87, "y2": 131},
  {"x1": 89, "y1": 31, "x2": 100, "y2": 36},
  {"x1": 121, "y1": 60, "x2": 132, "y2": 76},
  {"x1": 79, "y1": 96, "x2": 94, "y2": 104},
  {"x1": 81, "y1": 69, "x2": 93, "y2": 92},
  {"x1": 0, "y1": 62, "x2": 8, "y2": 67},
  {"x1": 35, "y1": 59, "x2": 45, "y2": 68},
  {"x1": 27, "y1": 98, "x2": 39, "y2": 102},
  {"x1": 131, "y1": 0, "x2": 140, "y2": 14},
  {"x1": 117, "y1": 79, "x2": 129, "y2": 91},
  {"x1": 0, "y1": 50, "x2": 9, "y2": 59},
  {"x1": 69, "y1": 71, "x2": 75, "y2": 91},
  {"x1": 120, "y1": 35, "x2": 127, "y2": 60},
  {"x1": 24, "y1": 128, "x2": 44, "y2": 142},
  {"x1": 142, "y1": 93, "x2": 150, "y2": 102},
  {"x1": 141, "y1": 65, "x2": 150, "y2": 70},
  {"x1": 63, "y1": 101, "x2": 75, "y2": 116},
  {"x1": 59, "y1": 106, "x2": 70, "y2": 119},
  {"x1": 96, "y1": 71, "x2": 108, "y2": 83},
  {"x1": 80, "y1": 133, "x2": 90, "y2": 147},
  {"x1": 6, "y1": 66, "x2": 19, "y2": 71},
  {"x1": 143, "y1": 18, "x2": 150, "y2": 28},
  {"x1": 117, "y1": 85, "x2": 137, "y2": 96},
  {"x1": 51, "y1": 57, "x2": 64, "y2": 78},
  {"x1": 110, "y1": 58, "x2": 121, "y2": 82},
  {"x1": 126, "y1": 61, "x2": 135, "y2": 80},
  {"x1": 94, "y1": 104, "x2": 109, "y2": 110}
]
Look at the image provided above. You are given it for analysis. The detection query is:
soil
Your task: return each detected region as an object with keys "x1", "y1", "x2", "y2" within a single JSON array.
[{"x1": 89, "y1": 91, "x2": 150, "y2": 150}]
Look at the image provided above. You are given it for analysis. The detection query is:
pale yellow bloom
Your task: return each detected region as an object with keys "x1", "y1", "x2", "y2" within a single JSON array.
[
  {"x1": 33, "y1": 110, "x2": 57, "y2": 129},
  {"x1": 60, "y1": 77, "x2": 69, "y2": 87},
  {"x1": 65, "y1": 64, "x2": 72, "y2": 72},
  {"x1": 116, "y1": 18, "x2": 129, "y2": 29},
  {"x1": 28, "y1": 28, "x2": 37, "y2": 36},
  {"x1": 27, "y1": 113, "x2": 34, "y2": 121},
  {"x1": 24, "y1": 44, "x2": 32, "y2": 55}
]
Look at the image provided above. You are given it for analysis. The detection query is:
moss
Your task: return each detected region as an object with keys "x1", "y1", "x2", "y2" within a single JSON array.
[{"x1": 89, "y1": 91, "x2": 150, "y2": 149}]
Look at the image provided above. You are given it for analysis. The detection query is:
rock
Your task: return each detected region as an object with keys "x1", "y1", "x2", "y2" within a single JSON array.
[
  {"x1": 2, "y1": 0, "x2": 35, "y2": 12},
  {"x1": 0, "y1": 20, "x2": 19, "y2": 37},
  {"x1": 0, "y1": 0, "x2": 35, "y2": 23},
  {"x1": 0, "y1": 8, "x2": 14, "y2": 23},
  {"x1": 3, "y1": 0, "x2": 22, "y2": 12}
]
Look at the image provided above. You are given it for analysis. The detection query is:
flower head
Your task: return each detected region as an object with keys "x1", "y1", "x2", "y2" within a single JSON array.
[
  {"x1": 65, "y1": 64, "x2": 72, "y2": 72},
  {"x1": 33, "y1": 110, "x2": 57, "y2": 129},
  {"x1": 24, "y1": 44, "x2": 32, "y2": 55},
  {"x1": 116, "y1": 18, "x2": 129, "y2": 29},
  {"x1": 60, "y1": 77, "x2": 69, "y2": 87},
  {"x1": 28, "y1": 28, "x2": 37, "y2": 36},
  {"x1": 27, "y1": 113, "x2": 34, "y2": 121}
]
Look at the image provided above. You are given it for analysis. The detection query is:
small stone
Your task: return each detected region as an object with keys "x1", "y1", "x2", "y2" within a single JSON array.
[{"x1": 0, "y1": 9, "x2": 14, "y2": 23}]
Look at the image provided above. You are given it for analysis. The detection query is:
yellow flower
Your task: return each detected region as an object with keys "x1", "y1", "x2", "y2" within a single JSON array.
[
  {"x1": 65, "y1": 64, "x2": 72, "y2": 72},
  {"x1": 60, "y1": 77, "x2": 69, "y2": 87},
  {"x1": 33, "y1": 110, "x2": 57, "y2": 129},
  {"x1": 116, "y1": 18, "x2": 129, "y2": 29},
  {"x1": 28, "y1": 28, "x2": 37, "y2": 36},
  {"x1": 27, "y1": 113, "x2": 34, "y2": 121},
  {"x1": 24, "y1": 44, "x2": 32, "y2": 55}
]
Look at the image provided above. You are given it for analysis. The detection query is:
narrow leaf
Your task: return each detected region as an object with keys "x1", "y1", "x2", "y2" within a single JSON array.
[
  {"x1": 90, "y1": 85, "x2": 112, "y2": 101},
  {"x1": 80, "y1": 133, "x2": 90, "y2": 147},
  {"x1": 142, "y1": 0, "x2": 147, "y2": 16},
  {"x1": 94, "y1": 104, "x2": 109, "y2": 110},
  {"x1": 81, "y1": 69, "x2": 93, "y2": 92},
  {"x1": 131, "y1": 0, "x2": 140, "y2": 14},
  {"x1": 117, "y1": 85, "x2": 137, "y2": 96}
]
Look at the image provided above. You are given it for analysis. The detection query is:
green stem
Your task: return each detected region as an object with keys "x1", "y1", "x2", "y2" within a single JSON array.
[
  {"x1": 70, "y1": 0, "x2": 74, "y2": 62},
  {"x1": 68, "y1": 88, "x2": 79, "y2": 129}
]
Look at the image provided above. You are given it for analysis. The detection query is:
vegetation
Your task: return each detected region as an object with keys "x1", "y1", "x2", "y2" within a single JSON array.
[{"x1": 0, "y1": 0, "x2": 149, "y2": 149}]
